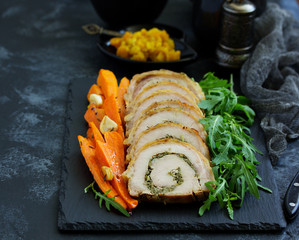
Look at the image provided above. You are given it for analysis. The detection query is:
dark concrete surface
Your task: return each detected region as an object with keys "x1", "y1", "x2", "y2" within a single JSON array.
[{"x1": 0, "y1": 0, "x2": 298, "y2": 239}]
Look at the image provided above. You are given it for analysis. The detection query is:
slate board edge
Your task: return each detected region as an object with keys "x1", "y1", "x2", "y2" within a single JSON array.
[
  {"x1": 58, "y1": 221, "x2": 285, "y2": 232},
  {"x1": 57, "y1": 79, "x2": 287, "y2": 232},
  {"x1": 58, "y1": 81, "x2": 73, "y2": 231}
]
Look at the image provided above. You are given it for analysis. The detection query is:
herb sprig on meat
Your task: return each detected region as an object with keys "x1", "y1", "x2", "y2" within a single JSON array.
[{"x1": 198, "y1": 73, "x2": 271, "y2": 219}]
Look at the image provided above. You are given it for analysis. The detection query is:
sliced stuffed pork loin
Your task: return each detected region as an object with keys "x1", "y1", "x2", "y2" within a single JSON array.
[
  {"x1": 123, "y1": 69, "x2": 213, "y2": 203},
  {"x1": 124, "y1": 69, "x2": 205, "y2": 107},
  {"x1": 126, "y1": 80, "x2": 200, "y2": 114},
  {"x1": 124, "y1": 107, "x2": 207, "y2": 146},
  {"x1": 126, "y1": 122, "x2": 210, "y2": 163},
  {"x1": 122, "y1": 138, "x2": 214, "y2": 203},
  {"x1": 125, "y1": 92, "x2": 204, "y2": 133}
]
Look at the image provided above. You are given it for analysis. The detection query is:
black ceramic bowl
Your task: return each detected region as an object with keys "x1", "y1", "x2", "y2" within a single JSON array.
[{"x1": 90, "y1": 0, "x2": 168, "y2": 27}]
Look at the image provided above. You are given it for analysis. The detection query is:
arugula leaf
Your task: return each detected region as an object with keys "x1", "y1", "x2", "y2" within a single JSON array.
[
  {"x1": 84, "y1": 181, "x2": 130, "y2": 217},
  {"x1": 199, "y1": 72, "x2": 231, "y2": 91},
  {"x1": 237, "y1": 156, "x2": 259, "y2": 199},
  {"x1": 199, "y1": 179, "x2": 226, "y2": 216},
  {"x1": 198, "y1": 72, "x2": 271, "y2": 219}
]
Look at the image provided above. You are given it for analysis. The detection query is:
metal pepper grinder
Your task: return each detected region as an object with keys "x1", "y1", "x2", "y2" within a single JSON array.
[{"x1": 216, "y1": 0, "x2": 256, "y2": 68}]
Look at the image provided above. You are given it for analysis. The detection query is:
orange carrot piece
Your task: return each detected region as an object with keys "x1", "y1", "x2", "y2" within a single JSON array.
[
  {"x1": 103, "y1": 96, "x2": 125, "y2": 139},
  {"x1": 86, "y1": 127, "x2": 93, "y2": 139},
  {"x1": 88, "y1": 121, "x2": 105, "y2": 143},
  {"x1": 118, "y1": 77, "x2": 130, "y2": 124},
  {"x1": 95, "y1": 140, "x2": 138, "y2": 209},
  {"x1": 97, "y1": 69, "x2": 118, "y2": 98},
  {"x1": 87, "y1": 84, "x2": 103, "y2": 101},
  {"x1": 84, "y1": 104, "x2": 105, "y2": 129},
  {"x1": 77, "y1": 135, "x2": 127, "y2": 209},
  {"x1": 104, "y1": 132, "x2": 125, "y2": 171},
  {"x1": 117, "y1": 125, "x2": 125, "y2": 140},
  {"x1": 103, "y1": 96, "x2": 121, "y2": 125},
  {"x1": 96, "y1": 108, "x2": 105, "y2": 121}
]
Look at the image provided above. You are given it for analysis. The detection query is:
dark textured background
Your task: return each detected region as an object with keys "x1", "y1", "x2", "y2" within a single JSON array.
[{"x1": 0, "y1": 0, "x2": 298, "y2": 239}]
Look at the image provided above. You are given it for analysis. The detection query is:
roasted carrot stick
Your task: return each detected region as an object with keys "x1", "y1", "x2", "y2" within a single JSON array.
[
  {"x1": 104, "y1": 132, "x2": 125, "y2": 171},
  {"x1": 87, "y1": 84, "x2": 103, "y2": 101},
  {"x1": 95, "y1": 140, "x2": 138, "y2": 209},
  {"x1": 86, "y1": 127, "x2": 93, "y2": 140},
  {"x1": 118, "y1": 77, "x2": 130, "y2": 125},
  {"x1": 84, "y1": 104, "x2": 105, "y2": 129},
  {"x1": 77, "y1": 135, "x2": 127, "y2": 209},
  {"x1": 88, "y1": 121, "x2": 105, "y2": 143},
  {"x1": 103, "y1": 96, "x2": 124, "y2": 139},
  {"x1": 103, "y1": 96, "x2": 121, "y2": 125},
  {"x1": 97, "y1": 69, "x2": 118, "y2": 98}
]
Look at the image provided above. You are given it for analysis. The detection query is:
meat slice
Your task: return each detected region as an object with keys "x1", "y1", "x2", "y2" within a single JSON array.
[
  {"x1": 124, "y1": 107, "x2": 207, "y2": 146},
  {"x1": 126, "y1": 80, "x2": 201, "y2": 114},
  {"x1": 122, "y1": 138, "x2": 214, "y2": 203},
  {"x1": 126, "y1": 122, "x2": 210, "y2": 164},
  {"x1": 125, "y1": 91, "x2": 202, "y2": 133},
  {"x1": 124, "y1": 69, "x2": 205, "y2": 107}
]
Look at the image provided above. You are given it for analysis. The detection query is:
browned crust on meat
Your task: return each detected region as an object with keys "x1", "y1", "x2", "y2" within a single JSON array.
[
  {"x1": 126, "y1": 121, "x2": 210, "y2": 164},
  {"x1": 126, "y1": 80, "x2": 201, "y2": 114},
  {"x1": 125, "y1": 69, "x2": 205, "y2": 106},
  {"x1": 125, "y1": 93, "x2": 204, "y2": 133},
  {"x1": 124, "y1": 107, "x2": 207, "y2": 145},
  {"x1": 136, "y1": 190, "x2": 209, "y2": 203}
]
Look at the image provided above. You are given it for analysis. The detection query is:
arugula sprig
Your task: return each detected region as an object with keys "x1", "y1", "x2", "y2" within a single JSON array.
[
  {"x1": 198, "y1": 72, "x2": 271, "y2": 220},
  {"x1": 84, "y1": 181, "x2": 130, "y2": 217}
]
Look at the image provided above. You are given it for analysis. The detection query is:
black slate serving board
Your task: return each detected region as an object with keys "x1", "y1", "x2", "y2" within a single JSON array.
[{"x1": 58, "y1": 77, "x2": 287, "y2": 232}]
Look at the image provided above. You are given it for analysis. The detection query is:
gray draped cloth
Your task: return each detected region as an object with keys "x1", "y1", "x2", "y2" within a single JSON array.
[{"x1": 240, "y1": 3, "x2": 299, "y2": 165}]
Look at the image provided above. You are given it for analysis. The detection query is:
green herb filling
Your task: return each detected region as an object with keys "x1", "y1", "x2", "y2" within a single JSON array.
[{"x1": 144, "y1": 152, "x2": 196, "y2": 195}]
